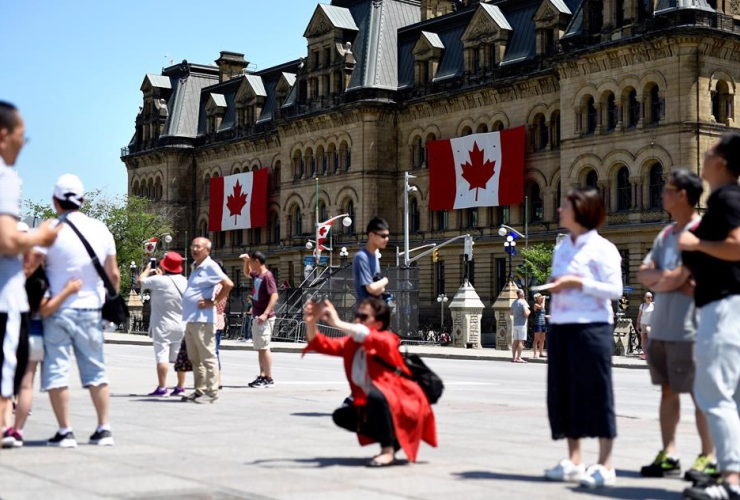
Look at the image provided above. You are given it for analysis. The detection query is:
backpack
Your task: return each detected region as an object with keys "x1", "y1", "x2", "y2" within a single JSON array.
[{"x1": 374, "y1": 352, "x2": 445, "y2": 405}]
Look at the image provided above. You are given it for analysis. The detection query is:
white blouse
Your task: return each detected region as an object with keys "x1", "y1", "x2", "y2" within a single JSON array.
[{"x1": 550, "y1": 230, "x2": 623, "y2": 325}]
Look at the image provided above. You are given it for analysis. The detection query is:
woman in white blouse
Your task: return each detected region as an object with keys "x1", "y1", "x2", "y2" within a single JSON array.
[{"x1": 543, "y1": 187, "x2": 623, "y2": 489}]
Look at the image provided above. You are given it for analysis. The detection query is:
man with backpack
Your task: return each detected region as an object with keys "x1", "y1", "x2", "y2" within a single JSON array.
[
  {"x1": 138, "y1": 252, "x2": 188, "y2": 397},
  {"x1": 41, "y1": 174, "x2": 120, "y2": 448}
]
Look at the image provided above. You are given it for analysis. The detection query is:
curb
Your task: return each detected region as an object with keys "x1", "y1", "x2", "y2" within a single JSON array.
[{"x1": 105, "y1": 337, "x2": 648, "y2": 370}]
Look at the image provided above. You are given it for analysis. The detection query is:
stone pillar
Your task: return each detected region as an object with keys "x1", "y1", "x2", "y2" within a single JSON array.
[
  {"x1": 448, "y1": 280, "x2": 485, "y2": 349},
  {"x1": 491, "y1": 279, "x2": 518, "y2": 351},
  {"x1": 125, "y1": 289, "x2": 144, "y2": 333}
]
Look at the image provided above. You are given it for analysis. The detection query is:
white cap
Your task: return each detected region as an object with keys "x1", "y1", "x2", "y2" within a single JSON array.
[{"x1": 53, "y1": 174, "x2": 85, "y2": 207}]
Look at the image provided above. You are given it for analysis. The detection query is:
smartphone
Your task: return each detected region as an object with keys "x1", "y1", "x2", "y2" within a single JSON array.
[{"x1": 149, "y1": 258, "x2": 158, "y2": 269}]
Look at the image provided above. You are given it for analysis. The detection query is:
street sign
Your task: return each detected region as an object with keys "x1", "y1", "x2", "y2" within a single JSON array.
[
  {"x1": 623, "y1": 287, "x2": 635, "y2": 293},
  {"x1": 303, "y1": 256, "x2": 329, "y2": 267}
]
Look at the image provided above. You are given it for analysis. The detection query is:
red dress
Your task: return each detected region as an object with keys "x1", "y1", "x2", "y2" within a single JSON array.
[{"x1": 304, "y1": 328, "x2": 437, "y2": 462}]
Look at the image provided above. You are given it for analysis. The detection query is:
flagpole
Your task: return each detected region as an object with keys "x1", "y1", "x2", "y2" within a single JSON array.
[{"x1": 315, "y1": 177, "x2": 320, "y2": 266}]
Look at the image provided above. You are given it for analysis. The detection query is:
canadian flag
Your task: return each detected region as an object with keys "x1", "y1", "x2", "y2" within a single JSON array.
[
  {"x1": 317, "y1": 220, "x2": 335, "y2": 251},
  {"x1": 428, "y1": 126, "x2": 525, "y2": 210},
  {"x1": 143, "y1": 237, "x2": 158, "y2": 256},
  {"x1": 209, "y1": 170, "x2": 268, "y2": 231}
]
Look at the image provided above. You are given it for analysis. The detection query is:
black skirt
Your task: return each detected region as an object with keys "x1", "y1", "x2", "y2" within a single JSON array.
[{"x1": 547, "y1": 323, "x2": 617, "y2": 440}]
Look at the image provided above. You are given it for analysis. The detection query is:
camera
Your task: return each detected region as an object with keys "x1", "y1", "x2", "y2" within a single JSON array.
[{"x1": 149, "y1": 258, "x2": 158, "y2": 269}]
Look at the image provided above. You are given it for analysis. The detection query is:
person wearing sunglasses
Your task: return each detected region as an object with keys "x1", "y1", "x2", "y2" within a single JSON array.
[
  {"x1": 353, "y1": 217, "x2": 390, "y2": 304},
  {"x1": 303, "y1": 297, "x2": 437, "y2": 467}
]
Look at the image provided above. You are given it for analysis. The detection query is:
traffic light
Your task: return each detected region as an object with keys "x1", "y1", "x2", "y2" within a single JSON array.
[
  {"x1": 432, "y1": 248, "x2": 439, "y2": 263},
  {"x1": 464, "y1": 235, "x2": 474, "y2": 260}
]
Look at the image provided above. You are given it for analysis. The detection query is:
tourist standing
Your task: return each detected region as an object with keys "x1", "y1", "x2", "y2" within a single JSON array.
[
  {"x1": 510, "y1": 289, "x2": 530, "y2": 363},
  {"x1": 181, "y1": 237, "x2": 233, "y2": 404},
  {"x1": 0, "y1": 102, "x2": 59, "y2": 452},
  {"x1": 544, "y1": 187, "x2": 622, "y2": 489},
  {"x1": 239, "y1": 295, "x2": 253, "y2": 342},
  {"x1": 532, "y1": 293, "x2": 548, "y2": 359},
  {"x1": 137, "y1": 252, "x2": 188, "y2": 397},
  {"x1": 42, "y1": 174, "x2": 120, "y2": 448},
  {"x1": 637, "y1": 169, "x2": 716, "y2": 482},
  {"x1": 680, "y1": 133, "x2": 740, "y2": 500},
  {"x1": 636, "y1": 292, "x2": 654, "y2": 357},
  {"x1": 353, "y1": 217, "x2": 390, "y2": 302},
  {"x1": 240, "y1": 252, "x2": 278, "y2": 388}
]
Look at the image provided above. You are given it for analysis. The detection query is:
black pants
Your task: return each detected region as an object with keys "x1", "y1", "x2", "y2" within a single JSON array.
[
  {"x1": 0, "y1": 312, "x2": 29, "y2": 398},
  {"x1": 333, "y1": 387, "x2": 397, "y2": 449}
]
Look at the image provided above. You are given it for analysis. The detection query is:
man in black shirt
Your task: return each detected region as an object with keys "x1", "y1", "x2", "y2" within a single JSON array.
[{"x1": 680, "y1": 133, "x2": 740, "y2": 500}]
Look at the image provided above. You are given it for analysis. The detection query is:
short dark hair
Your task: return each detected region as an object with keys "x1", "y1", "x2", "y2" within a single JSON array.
[
  {"x1": 668, "y1": 169, "x2": 703, "y2": 207},
  {"x1": 358, "y1": 297, "x2": 391, "y2": 331},
  {"x1": 53, "y1": 197, "x2": 81, "y2": 212},
  {"x1": 714, "y1": 132, "x2": 740, "y2": 178},
  {"x1": 566, "y1": 187, "x2": 606, "y2": 230},
  {"x1": 252, "y1": 251, "x2": 267, "y2": 265},
  {"x1": 366, "y1": 217, "x2": 389, "y2": 235},
  {"x1": 0, "y1": 101, "x2": 19, "y2": 134}
]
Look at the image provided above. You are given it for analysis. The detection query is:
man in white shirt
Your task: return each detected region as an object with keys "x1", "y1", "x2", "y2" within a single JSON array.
[
  {"x1": 181, "y1": 237, "x2": 233, "y2": 404},
  {"x1": 0, "y1": 102, "x2": 59, "y2": 450},
  {"x1": 137, "y1": 252, "x2": 188, "y2": 397},
  {"x1": 41, "y1": 174, "x2": 120, "y2": 449}
]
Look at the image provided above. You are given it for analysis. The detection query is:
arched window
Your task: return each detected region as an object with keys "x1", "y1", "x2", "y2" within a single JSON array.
[
  {"x1": 317, "y1": 146, "x2": 327, "y2": 175},
  {"x1": 586, "y1": 96, "x2": 597, "y2": 134},
  {"x1": 627, "y1": 89, "x2": 639, "y2": 128},
  {"x1": 412, "y1": 136, "x2": 423, "y2": 169},
  {"x1": 461, "y1": 126, "x2": 472, "y2": 137},
  {"x1": 203, "y1": 174, "x2": 211, "y2": 200},
  {"x1": 272, "y1": 213, "x2": 281, "y2": 243},
  {"x1": 585, "y1": 169, "x2": 599, "y2": 188},
  {"x1": 649, "y1": 163, "x2": 664, "y2": 210},
  {"x1": 492, "y1": 121, "x2": 505, "y2": 132},
  {"x1": 551, "y1": 112, "x2": 561, "y2": 149},
  {"x1": 617, "y1": 166, "x2": 632, "y2": 211},
  {"x1": 318, "y1": 201, "x2": 328, "y2": 223},
  {"x1": 234, "y1": 229, "x2": 244, "y2": 247},
  {"x1": 292, "y1": 151, "x2": 302, "y2": 180},
  {"x1": 328, "y1": 143, "x2": 338, "y2": 173},
  {"x1": 339, "y1": 141, "x2": 350, "y2": 172},
  {"x1": 528, "y1": 183, "x2": 544, "y2": 222},
  {"x1": 344, "y1": 200, "x2": 355, "y2": 235},
  {"x1": 251, "y1": 228, "x2": 261, "y2": 246},
  {"x1": 293, "y1": 206, "x2": 302, "y2": 237},
  {"x1": 305, "y1": 148, "x2": 315, "y2": 178},
  {"x1": 199, "y1": 220, "x2": 208, "y2": 238},
  {"x1": 712, "y1": 80, "x2": 732, "y2": 124},
  {"x1": 649, "y1": 85, "x2": 662, "y2": 125},
  {"x1": 533, "y1": 114, "x2": 548, "y2": 151},
  {"x1": 606, "y1": 93, "x2": 617, "y2": 132},
  {"x1": 132, "y1": 181, "x2": 139, "y2": 197},
  {"x1": 410, "y1": 198, "x2": 420, "y2": 233},
  {"x1": 476, "y1": 124, "x2": 488, "y2": 134},
  {"x1": 424, "y1": 133, "x2": 437, "y2": 168}
]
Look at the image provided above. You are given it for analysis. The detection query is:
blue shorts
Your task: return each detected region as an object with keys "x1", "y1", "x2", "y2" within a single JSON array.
[
  {"x1": 535, "y1": 325, "x2": 548, "y2": 334},
  {"x1": 41, "y1": 309, "x2": 108, "y2": 391}
]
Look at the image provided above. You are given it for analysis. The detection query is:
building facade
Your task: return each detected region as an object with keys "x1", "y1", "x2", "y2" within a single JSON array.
[{"x1": 121, "y1": 0, "x2": 740, "y2": 330}]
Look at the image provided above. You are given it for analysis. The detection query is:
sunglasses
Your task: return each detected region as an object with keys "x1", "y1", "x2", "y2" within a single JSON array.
[
  {"x1": 373, "y1": 232, "x2": 390, "y2": 239},
  {"x1": 354, "y1": 312, "x2": 370, "y2": 322}
]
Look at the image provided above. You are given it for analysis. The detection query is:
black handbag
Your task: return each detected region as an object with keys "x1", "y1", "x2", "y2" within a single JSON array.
[
  {"x1": 63, "y1": 218, "x2": 129, "y2": 325},
  {"x1": 374, "y1": 351, "x2": 444, "y2": 405}
]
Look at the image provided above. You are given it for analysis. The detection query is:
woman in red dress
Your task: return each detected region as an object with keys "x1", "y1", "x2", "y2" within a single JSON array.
[{"x1": 303, "y1": 297, "x2": 437, "y2": 466}]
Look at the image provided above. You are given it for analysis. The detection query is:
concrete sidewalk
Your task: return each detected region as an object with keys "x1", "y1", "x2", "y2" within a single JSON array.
[{"x1": 105, "y1": 332, "x2": 649, "y2": 369}]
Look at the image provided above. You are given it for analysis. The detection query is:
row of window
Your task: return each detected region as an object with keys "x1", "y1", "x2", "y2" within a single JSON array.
[
  {"x1": 292, "y1": 142, "x2": 351, "y2": 179},
  {"x1": 131, "y1": 179, "x2": 163, "y2": 201},
  {"x1": 578, "y1": 85, "x2": 662, "y2": 135}
]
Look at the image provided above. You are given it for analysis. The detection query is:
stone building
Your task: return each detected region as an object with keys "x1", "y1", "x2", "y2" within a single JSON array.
[{"x1": 121, "y1": 0, "x2": 740, "y2": 330}]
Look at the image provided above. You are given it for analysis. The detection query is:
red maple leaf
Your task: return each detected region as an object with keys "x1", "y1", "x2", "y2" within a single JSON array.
[
  {"x1": 226, "y1": 180, "x2": 248, "y2": 225},
  {"x1": 319, "y1": 226, "x2": 328, "y2": 237},
  {"x1": 461, "y1": 142, "x2": 496, "y2": 202}
]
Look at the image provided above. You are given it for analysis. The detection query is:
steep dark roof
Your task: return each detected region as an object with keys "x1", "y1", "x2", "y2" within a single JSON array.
[
  {"x1": 654, "y1": 0, "x2": 714, "y2": 13},
  {"x1": 160, "y1": 64, "x2": 219, "y2": 139}
]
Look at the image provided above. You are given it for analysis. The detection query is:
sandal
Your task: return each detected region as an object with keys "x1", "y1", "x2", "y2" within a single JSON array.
[{"x1": 366, "y1": 458, "x2": 397, "y2": 468}]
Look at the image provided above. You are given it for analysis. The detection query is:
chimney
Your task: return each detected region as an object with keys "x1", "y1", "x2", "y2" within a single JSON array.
[
  {"x1": 420, "y1": 0, "x2": 457, "y2": 21},
  {"x1": 215, "y1": 51, "x2": 249, "y2": 83}
]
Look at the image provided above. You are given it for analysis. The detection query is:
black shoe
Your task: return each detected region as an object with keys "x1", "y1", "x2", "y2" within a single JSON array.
[
  {"x1": 686, "y1": 470, "x2": 722, "y2": 486},
  {"x1": 89, "y1": 429, "x2": 115, "y2": 446},
  {"x1": 47, "y1": 431, "x2": 77, "y2": 448},
  {"x1": 684, "y1": 482, "x2": 740, "y2": 500},
  {"x1": 640, "y1": 450, "x2": 681, "y2": 477},
  {"x1": 248, "y1": 376, "x2": 265, "y2": 388},
  {"x1": 181, "y1": 391, "x2": 202, "y2": 402},
  {"x1": 263, "y1": 378, "x2": 274, "y2": 388}
]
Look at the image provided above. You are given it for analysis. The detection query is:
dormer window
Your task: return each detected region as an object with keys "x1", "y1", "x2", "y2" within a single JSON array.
[
  {"x1": 462, "y1": 3, "x2": 512, "y2": 74},
  {"x1": 138, "y1": 74, "x2": 172, "y2": 145},
  {"x1": 235, "y1": 74, "x2": 267, "y2": 128},
  {"x1": 413, "y1": 31, "x2": 445, "y2": 85},
  {"x1": 276, "y1": 72, "x2": 296, "y2": 105},
  {"x1": 533, "y1": 0, "x2": 572, "y2": 57},
  {"x1": 205, "y1": 93, "x2": 227, "y2": 134}
]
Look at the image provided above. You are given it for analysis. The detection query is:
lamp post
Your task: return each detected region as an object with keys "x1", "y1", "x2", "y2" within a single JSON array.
[
  {"x1": 503, "y1": 236, "x2": 516, "y2": 279},
  {"x1": 403, "y1": 172, "x2": 418, "y2": 267},
  {"x1": 129, "y1": 261, "x2": 137, "y2": 290},
  {"x1": 162, "y1": 233, "x2": 173, "y2": 251},
  {"x1": 340, "y1": 247, "x2": 349, "y2": 265},
  {"x1": 436, "y1": 293, "x2": 448, "y2": 331}
]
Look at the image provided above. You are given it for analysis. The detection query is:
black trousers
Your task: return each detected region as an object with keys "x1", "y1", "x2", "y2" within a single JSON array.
[
  {"x1": 0, "y1": 312, "x2": 29, "y2": 398},
  {"x1": 333, "y1": 387, "x2": 397, "y2": 449}
]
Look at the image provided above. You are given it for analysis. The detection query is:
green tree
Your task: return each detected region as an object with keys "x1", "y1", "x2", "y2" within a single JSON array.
[
  {"x1": 519, "y1": 244, "x2": 554, "y2": 288},
  {"x1": 25, "y1": 192, "x2": 179, "y2": 295}
]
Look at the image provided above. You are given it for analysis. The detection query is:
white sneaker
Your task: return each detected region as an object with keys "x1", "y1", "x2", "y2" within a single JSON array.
[
  {"x1": 579, "y1": 464, "x2": 616, "y2": 489},
  {"x1": 545, "y1": 459, "x2": 586, "y2": 482}
]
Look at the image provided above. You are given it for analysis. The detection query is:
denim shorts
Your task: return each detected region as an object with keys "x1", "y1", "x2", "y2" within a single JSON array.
[{"x1": 41, "y1": 309, "x2": 108, "y2": 391}]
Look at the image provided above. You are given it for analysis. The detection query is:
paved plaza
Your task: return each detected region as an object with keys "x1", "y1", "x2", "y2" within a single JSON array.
[{"x1": 0, "y1": 343, "x2": 700, "y2": 500}]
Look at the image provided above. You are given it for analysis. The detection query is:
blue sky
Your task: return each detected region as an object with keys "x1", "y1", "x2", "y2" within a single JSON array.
[{"x1": 0, "y1": 0, "x2": 319, "y2": 207}]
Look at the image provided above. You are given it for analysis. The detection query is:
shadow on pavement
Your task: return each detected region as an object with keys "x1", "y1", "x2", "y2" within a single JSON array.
[
  {"x1": 290, "y1": 412, "x2": 333, "y2": 417},
  {"x1": 250, "y1": 457, "x2": 410, "y2": 468},
  {"x1": 453, "y1": 471, "x2": 544, "y2": 483},
  {"x1": 570, "y1": 485, "x2": 678, "y2": 499}
]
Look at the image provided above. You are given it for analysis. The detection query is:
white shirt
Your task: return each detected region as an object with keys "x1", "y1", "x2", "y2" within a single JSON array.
[
  {"x1": 550, "y1": 230, "x2": 623, "y2": 325},
  {"x1": 0, "y1": 156, "x2": 28, "y2": 313},
  {"x1": 182, "y1": 256, "x2": 227, "y2": 323},
  {"x1": 348, "y1": 324, "x2": 372, "y2": 395},
  {"x1": 639, "y1": 302, "x2": 655, "y2": 326},
  {"x1": 141, "y1": 274, "x2": 188, "y2": 341},
  {"x1": 44, "y1": 211, "x2": 117, "y2": 309}
]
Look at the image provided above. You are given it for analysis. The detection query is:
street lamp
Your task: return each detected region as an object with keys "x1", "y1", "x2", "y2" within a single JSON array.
[
  {"x1": 503, "y1": 236, "x2": 516, "y2": 279},
  {"x1": 436, "y1": 294, "x2": 448, "y2": 331},
  {"x1": 340, "y1": 247, "x2": 349, "y2": 265},
  {"x1": 403, "y1": 172, "x2": 418, "y2": 266},
  {"x1": 129, "y1": 261, "x2": 137, "y2": 288}
]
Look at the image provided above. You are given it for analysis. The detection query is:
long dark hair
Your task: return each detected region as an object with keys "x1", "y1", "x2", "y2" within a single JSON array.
[{"x1": 358, "y1": 297, "x2": 391, "y2": 331}]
